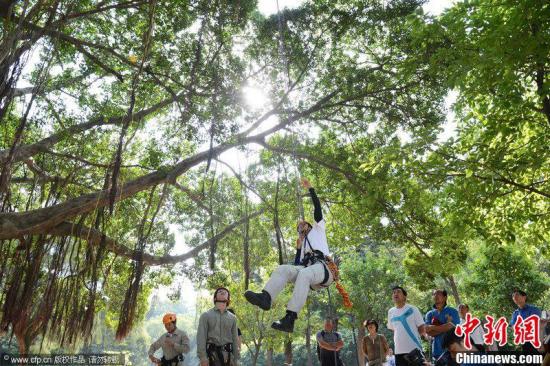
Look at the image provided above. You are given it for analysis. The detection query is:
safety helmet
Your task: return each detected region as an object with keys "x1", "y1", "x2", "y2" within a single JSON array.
[{"x1": 162, "y1": 313, "x2": 177, "y2": 324}]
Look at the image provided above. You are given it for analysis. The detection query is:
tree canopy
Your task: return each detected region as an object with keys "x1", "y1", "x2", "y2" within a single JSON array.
[{"x1": 0, "y1": 0, "x2": 548, "y2": 362}]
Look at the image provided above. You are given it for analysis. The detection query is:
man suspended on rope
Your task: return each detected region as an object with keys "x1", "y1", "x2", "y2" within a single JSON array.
[
  {"x1": 148, "y1": 313, "x2": 190, "y2": 366},
  {"x1": 197, "y1": 288, "x2": 240, "y2": 366},
  {"x1": 244, "y1": 178, "x2": 351, "y2": 333}
]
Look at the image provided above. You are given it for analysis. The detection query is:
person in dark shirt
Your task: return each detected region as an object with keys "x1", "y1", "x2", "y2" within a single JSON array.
[
  {"x1": 425, "y1": 289, "x2": 460, "y2": 362},
  {"x1": 317, "y1": 318, "x2": 345, "y2": 366},
  {"x1": 510, "y1": 289, "x2": 543, "y2": 355}
]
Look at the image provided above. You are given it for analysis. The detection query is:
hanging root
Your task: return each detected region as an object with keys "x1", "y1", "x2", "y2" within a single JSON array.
[{"x1": 115, "y1": 263, "x2": 143, "y2": 340}]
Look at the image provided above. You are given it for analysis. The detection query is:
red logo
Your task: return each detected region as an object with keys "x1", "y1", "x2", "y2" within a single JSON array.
[
  {"x1": 483, "y1": 316, "x2": 508, "y2": 347},
  {"x1": 513, "y1": 315, "x2": 541, "y2": 348},
  {"x1": 455, "y1": 313, "x2": 481, "y2": 350}
]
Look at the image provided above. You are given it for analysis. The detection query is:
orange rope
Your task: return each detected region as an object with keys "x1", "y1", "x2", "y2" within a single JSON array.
[
  {"x1": 336, "y1": 282, "x2": 353, "y2": 309},
  {"x1": 326, "y1": 259, "x2": 353, "y2": 309}
]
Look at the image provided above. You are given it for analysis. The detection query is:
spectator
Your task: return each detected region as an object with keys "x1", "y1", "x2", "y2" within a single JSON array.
[
  {"x1": 387, "y1": 286, "x2": 427, "y2": 366},
  {"x1": 362, "y1": 319, "x2": 390, "y2": 366},
  {"x1": 316, "y1": 318, "x2": 345, "y2": 366},
  {"x1": 425, "y1": 289, "x2": 460, "y2": 362},
  {"x1": 385, "y1": 348, "x2": 396, "y2": 366},
  {"x1": 439, "y1": 327, "x2": 479, "y2": 366},
  {"x1": 510, "y1": 289, "x2": 543, "y2": 355},
  {"x1": 457, "y1": 304, "x2": 485, "y2": 352}
]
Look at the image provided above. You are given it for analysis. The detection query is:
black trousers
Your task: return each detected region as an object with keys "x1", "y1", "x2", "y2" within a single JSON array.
[
  {"x1": 395, "y1": 354, "x2": 408, "y2": 366},
  {"x1": 522, "y1": 342, "x2": 541, "y2": 355},
  {"x1": 208, "y1": 355, "x2": 230, "y2": 366},
  {"x1": 207, "y1": 344, "x2": 232, "y2": 366}
]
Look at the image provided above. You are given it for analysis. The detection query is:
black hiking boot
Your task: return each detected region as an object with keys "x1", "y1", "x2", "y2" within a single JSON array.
[
  {"x1": 271, "y1": 310, "x2": 297, "y2": 333},
  {"x1": 244, "y1": 289, "x2": 271, "y2": 311}
]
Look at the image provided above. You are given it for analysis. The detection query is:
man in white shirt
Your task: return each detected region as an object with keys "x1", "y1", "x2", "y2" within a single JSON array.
[
  {"x1": 244, "y1": 178, "x2": 333, "y2": 333},
  {"x1": 387, "y1": 286, "x2": 427, "y2": 366}
]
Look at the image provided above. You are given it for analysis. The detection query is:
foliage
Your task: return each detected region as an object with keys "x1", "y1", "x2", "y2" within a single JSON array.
[{"x1": 0, "y1": 0, "x2": 548, "y2": 362}]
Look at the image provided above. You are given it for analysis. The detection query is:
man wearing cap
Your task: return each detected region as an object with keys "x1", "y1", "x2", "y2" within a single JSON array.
[
  {"x1": 244, "y1": 178, "x2": 333, "y2": 333},
  {"x1": 424, "y1": 289, "x2": 460, "y2": 363},
  {"x1": 511, "y1": 289, "x2": 544, "y2": 355},
  {"x1": 148, "y1": 313, "x2": 190, "y2": 366},
  {"x1": 197, "y1": 288, "x2": 240, "y2": 366}
]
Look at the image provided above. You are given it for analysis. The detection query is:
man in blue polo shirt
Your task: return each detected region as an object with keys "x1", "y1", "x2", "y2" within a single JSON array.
[
  {"x1": 425, "y1": 289, "x2": 460, "y2": 362},
  {"x1": 510, "y1": 289, "x2": 543, "y2": 355}
]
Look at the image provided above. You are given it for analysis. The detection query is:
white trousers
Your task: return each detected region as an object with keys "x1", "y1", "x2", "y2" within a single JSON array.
[{"x1": 264, "y1": 263, "x2": 333, "y2": 313}]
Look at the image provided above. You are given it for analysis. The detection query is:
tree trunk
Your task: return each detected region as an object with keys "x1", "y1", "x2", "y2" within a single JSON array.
[
  {"x1": 306, "y1": 319, "x2": 313, "y2": 366},
  {"x1": 265, "y1": 347, "x2": 274, "y2": 366},
  {"x1": 252, "y1": 347, "x2": 259, "y2": 366},
  {"x1": 357, "y1": 320, "x2": 365, "y2": 366},
  {"x1": 446, "y1": 275, "x2": 461, "y2": 306},
  {"x1": 14, "y1": 327, "x2": 32, "y2": 356},
  {"x1": 250, "y1": 335, "x2": 262, "y2": 366},
  {"x1": 284, "y1": 337, "x2": 293, "y2": 365}
]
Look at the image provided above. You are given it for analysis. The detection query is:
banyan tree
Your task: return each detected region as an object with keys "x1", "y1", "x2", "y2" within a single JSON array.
[{"x1": 0, "y1": 0, "x2": 445, "y2": 354}]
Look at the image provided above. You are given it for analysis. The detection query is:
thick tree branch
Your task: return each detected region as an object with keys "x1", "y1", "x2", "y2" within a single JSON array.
[
  {"x1": 0, "y1": 92, "x2": 178, "y2": 165},
  {"x1": 256, "y1": 140, "x2": 355, "y2": 180},
  {"x1": 0, "y1": 89, "x2": 341, "y2": 239},
  {"x1": 63, "y1": 1, "x2": 147, "y2": 22},
  {"x1": 46, "y1": 209, "x2": 264, "y2": 266},
  {"x1": 424, "y1": 171, "x2": 550, "y2": 199}
]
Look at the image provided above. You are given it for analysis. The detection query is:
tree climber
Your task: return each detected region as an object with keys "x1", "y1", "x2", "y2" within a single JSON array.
[
  {"x1": 148, "y1": 313, "x2": 190, "y2": 366},
  {"x1": 244, "y1": 178, "x2": 335, "y2": 333}
]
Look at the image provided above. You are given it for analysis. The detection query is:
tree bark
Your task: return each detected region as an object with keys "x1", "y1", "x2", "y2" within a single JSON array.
[
  {"x1": 265, "y1": 347, "x2": 274, "y2": 366},
  {"x1": 284, "y1": 337, "x2": 293, "y2": 365},
  {"x1": 445, "y1": 275, "x2": 461, "y2": 306},
  {"x1": 358, "y1": 321, "x2": 366, "y2": 366},
  {"x1": 14, "y1": 331, "x2": 28, "y2": 356},
  {"x1": 43, "y1": 210, "x2": 263, "y2": 265}
]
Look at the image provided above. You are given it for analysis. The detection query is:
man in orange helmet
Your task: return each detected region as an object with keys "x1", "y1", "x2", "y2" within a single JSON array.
[{"x1": 148, "y1": 313, "x2": 190, "y2": 366}]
